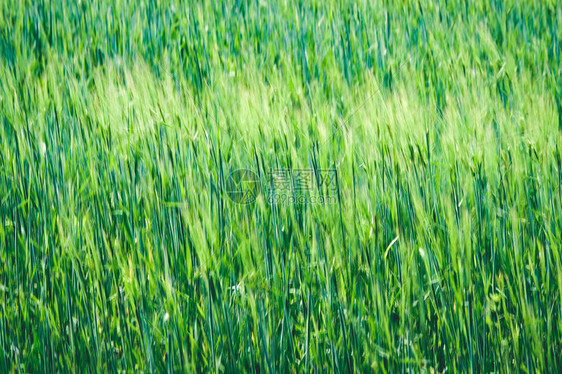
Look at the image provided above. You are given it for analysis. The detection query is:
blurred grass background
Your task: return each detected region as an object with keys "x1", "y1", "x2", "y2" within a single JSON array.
[{"x1": 1, "y1": 0, "x2": 561, "y2": 372}]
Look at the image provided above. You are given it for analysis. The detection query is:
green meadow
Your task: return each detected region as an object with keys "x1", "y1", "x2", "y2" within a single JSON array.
[{"x1": 1, "y1": 0, "x2": 561, "y2": 372}]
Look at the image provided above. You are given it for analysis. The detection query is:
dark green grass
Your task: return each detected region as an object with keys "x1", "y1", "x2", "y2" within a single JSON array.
[{"x1": 1, "y1": 0, "x2": 562, "y2": 372}]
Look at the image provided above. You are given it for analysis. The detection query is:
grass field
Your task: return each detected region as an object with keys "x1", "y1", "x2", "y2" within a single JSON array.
[{"x1": 1, "y1": 0, "x2": 562, "y2": 372}]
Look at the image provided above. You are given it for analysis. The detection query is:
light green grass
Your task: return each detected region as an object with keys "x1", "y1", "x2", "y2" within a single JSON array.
[{"x1": 1, "y1": 0, "x2": 561, "y2": 372}]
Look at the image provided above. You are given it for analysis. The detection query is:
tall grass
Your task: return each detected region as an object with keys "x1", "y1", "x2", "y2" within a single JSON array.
[{"x1": 1, "y1": 0, "x2": 561, "y2": 372}]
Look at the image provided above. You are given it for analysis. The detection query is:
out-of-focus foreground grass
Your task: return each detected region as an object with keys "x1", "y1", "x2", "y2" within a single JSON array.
[{"x1": 1, "y1": 1, "x2": 561, "y2": 372}]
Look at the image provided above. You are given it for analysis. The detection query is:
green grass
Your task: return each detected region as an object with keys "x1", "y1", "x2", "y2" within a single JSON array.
[{"x1": 1, "y1": 0, "x2": 561, "y2": 372}]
